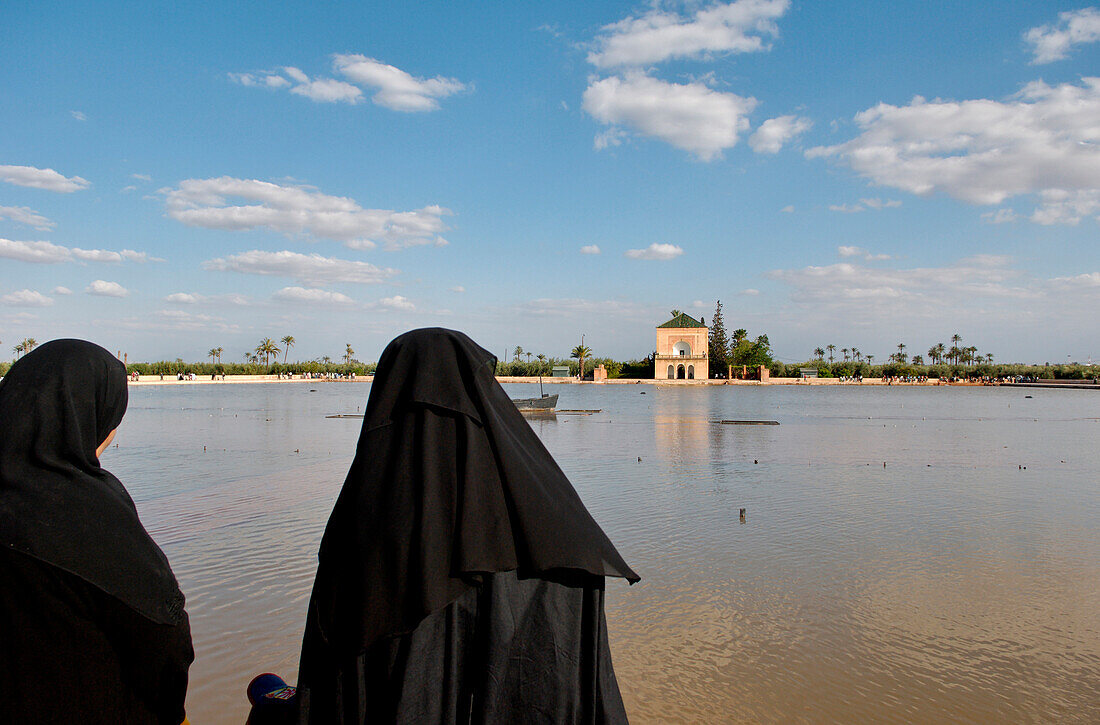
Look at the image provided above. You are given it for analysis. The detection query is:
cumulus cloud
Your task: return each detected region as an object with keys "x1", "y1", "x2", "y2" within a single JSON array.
[
  {"x1": 273, "y1": 286, "x2": 355, "y2": 305},
  {"x1": 333, "y1": 54, "x2": 467, "y2": 112},
  {"x1": 740, "y1": 288, "x2": 760, "y2": 295},
  {"x1": 0, "y1": 164, "x2": 90, "y2": 192},
  {"x1": 1, "y1": 289, "x2": 53, "y2": 307},
  {"x1": 829, "y1": 204, "x2": 863, "y2": 214},
  {"x1": 807, "y1": 79, "x2": 1100, "y2": 223},
  {"x1": 231, "y1": 68, "x2": 361, "y2": 103},
  {"x1": 625, "y1": 242, "x2": 684, "y2": 260},
  {"x1": 981, "y1": 208, "x2": 1018, "y2": 224},
  {"x1": 52, "y1": 286, "x2": 72, "y2": 295},
  {"x1": 165, "y1": 292, "x2": 201, "y2": 304},
  {"x1": 131, "y1": 173, "x2": 152, "y2": 181},
  {"x1": 1025, "y1": 7, "x2": 1100, "y2": 64},
  {"x1": 0, "y1": 239, "x2": 160, "y2": 265},
  {"x1": 449, "y1": 285, "x2": 466, "y2": 293},
  {"x1": 580, "y1": 244, "x2": 601, "y2": 254},
  {"x1": 203, "y1": 249, "x2": 397, "y2": 286},
  {"x1": 838, "y1": 245, "x2": 891, "y2": 261},
  {"x1": 830, "y1": 198, "x2": 901, "y2": 213},
  {"x1": 378, "y1": 295, "x2": 414, "y2": 311},
  {"x1": 0, "y1": 206, "x2": 55, "y2": 230},
  {"x1": 780, "y1": 205, "x2": 794, "y2": 213},
  {"x1": 231, "y1": 56, "x2": 467, "y2": 112},
  {"x1": 70, "y1": 110, "x2": 87, "y2": 122},
  {"x1": 162, "y1": 176, "x2": 451, "y2": 249},
  {"x1": 583, "y1": 73, "x2": 756, "y2": 160},
  {"x1": 86, "y1": 280, "x2": 128, "y2": 297},
  {"x1": 749, "y1": 115, "x2": 812, "y2": 153},
  {"x1": 588, "y1": 0, "x2": 789, "y2": 68}
]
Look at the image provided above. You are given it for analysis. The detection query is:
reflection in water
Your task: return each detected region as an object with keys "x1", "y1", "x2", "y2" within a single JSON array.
[{"x1": 112, "y1": 383, "x2": 1100, "y2": 723}]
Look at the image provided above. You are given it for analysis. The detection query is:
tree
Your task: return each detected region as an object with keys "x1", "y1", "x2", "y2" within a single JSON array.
[
  {"x1": 536, "y1": 353, "x2": 547, "y2": 374},
  {"x1": 826, "y1": 344, "x2": 836, "y2": 363},
  {"x1": 813, "y1": 347, "x2": 825, "y2": 360},
  {"x1": 13, "y1": 341, "x2": 25, "y2": 359},
  {"x1": 867, "y1": 354, "x2": 875, "y2": 366},
  {"x1": 929, "y1": 344, "x2": 944, "y2": 365},
  {"x1": 985, "y1": 353, "x2": 994, "y2": 365},
  {"x1": 841, "y1": 347, "x2": 849, "y2": 362},
  {"x1": 911, "y1": 355, "x2": 924, "y2": 366},
  {"x1": 708, "y1": 300, "x2": 730, "y2": 377},
  {"x1": 255, "y1": 337, "x2": 279, "y2": 365},
  {"x1": 852, "y1": 347, "x2": 861, "y2": 362},
  {"x1": 732, "y1": 328, "x2": 747, "y2": 346},
  {"x1": 25, "y1": 338, "x2": 36, "y2": 353},
  {"x1": 571, "y1": 344, "x2": 591, "y2": 379},
  {"x1": 513, "y1": 346, "x2": 524, "y2": 362},
  {"x1": 281, "y1": 335, "x2": 295, "y2": 364},
  {"x1": 896, "y1": 342, "x2": 906, "y2": 362},
  {"x1": 215, "y1": 346, "x2": 224, "y2": 364},
  {"x1": 208, "y1": 348, "x2": 218, "y2": 364},
  {"x1": 669, "y1": 309, "x2": 682, "y2": 318},
  {"x1": 344, "y1": 343, "x2": 355, "y2": 366},
  {"x1": 951, "y1": 333, "x2": 962, "y2": 364},
  {"x1": 321, "y1": 355, "x2": 332, "y2": 366}
]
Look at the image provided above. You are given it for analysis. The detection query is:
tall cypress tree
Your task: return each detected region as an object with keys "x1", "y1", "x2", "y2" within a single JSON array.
[{"x1": 708, "y1": 300, "x2": 730, "y2": 377}]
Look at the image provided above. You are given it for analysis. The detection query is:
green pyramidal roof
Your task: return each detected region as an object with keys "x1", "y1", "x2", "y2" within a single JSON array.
[{"x1": 658, "y1": 312, "x2": 706, "y2": 328}]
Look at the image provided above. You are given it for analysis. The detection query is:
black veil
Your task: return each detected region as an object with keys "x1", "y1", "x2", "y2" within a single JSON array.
[
  {"x1": 298, "y1": 328, "x2": 636, "y2": 722},
  {"x1": 0, "y1": 339, "x2": 184, "y2": 624}
]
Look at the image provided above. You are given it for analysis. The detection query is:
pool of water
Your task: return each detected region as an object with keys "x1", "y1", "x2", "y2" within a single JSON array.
[{"x1": 110, "y1": 382, "x2": 1100, "y2": 723}]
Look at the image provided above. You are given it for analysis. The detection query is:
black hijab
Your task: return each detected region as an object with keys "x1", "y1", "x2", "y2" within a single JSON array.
[
  {"x1": 0, "y1": 339, "x2": 184, "y2": 624},
  {"x1": 304, "y1": 327, "x2": 637, "y2": 655}
]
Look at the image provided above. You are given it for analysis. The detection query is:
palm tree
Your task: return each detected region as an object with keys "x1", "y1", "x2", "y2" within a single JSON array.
[
  {"x1": 571, "y1": 344, "x2": 591, "y2": 379},
  {"x1": 13, "y1": 341, "x2": 25, "y2": 359},
  {"x1": 867, "y1": 354, "x2": 875, "y2": 367},
  {"x1": 912, "y1": 355, "x2": 924, "y2": 366},
  {"x1": 896, "y1": 342, "x2": 906, "y2": 362},
  {"x1": 513, "y1": 345, "x2": 524, "y2": 362},
  {"x1": 985, "y1": 353, "x2": 994, "y2": 365},
  {"x1": 669, "y1": 309, "x2": 682, "y2": 319},
  {"x1": 215, "y1": 346, "x2": 224, "y2": 364},
  {"x1": 281, "y1": 335, "x2": 295, "y2": 364},
  {"x1": 841, "y1": 348, "x2": 849, "y2": 362},
  {"x1": 255, "y1": 338, "x2": 279, "y2": 365},
  {"x1": 344, "y1": 344, "x2": 355, "y2": 366},
  {"x1": 928, "y1": 343, "x2": 944, "y2": 365},
  {"x1": 25, "y1": 338, "x2": 37, "y2": 353},
  {"x1": 852, "y1": 347, "x2": 861, "y2": 363},
  {"x1": 321, "y1": 355, "x2": 332, "y2": 367},
  {"x1": 950, "y1": 334, "x2": 962, "y2": 364},
  {"x1": 826, "y1": 344, "x2": 836, "y2": 363},
  {"x1": 536, "y1": 353, "x2": 547, "y2": 374},
  {"x1": 208, "y1": 348, "x2": 218, "y2": 364},
  {"x1": 813, "y1": 347, "x2": 825, "y2": 360}
]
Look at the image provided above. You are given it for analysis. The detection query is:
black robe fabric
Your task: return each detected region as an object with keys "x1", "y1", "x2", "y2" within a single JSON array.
[
  {"x1": 0, "y1": 339, "x2": 192, "y2": 723},
  {"x1": 297, "y1": 328, "x2": 637, "y2": 723}
]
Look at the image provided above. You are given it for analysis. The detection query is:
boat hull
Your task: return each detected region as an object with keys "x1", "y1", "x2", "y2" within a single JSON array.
[{"x1": 512, "y1": 393, "x2": 558, "y2": 411}]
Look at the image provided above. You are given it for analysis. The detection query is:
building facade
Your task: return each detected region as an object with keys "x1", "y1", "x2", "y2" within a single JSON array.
[{"x1": 655, "y1": 312, "x2": 709, "y2": 379}]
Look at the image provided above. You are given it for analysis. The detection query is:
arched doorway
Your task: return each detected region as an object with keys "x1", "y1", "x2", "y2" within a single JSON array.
[
  {"x1": 677, "y1": 364, "x2": 685, "y2": 379},
  {"x1": 667, "y1": 364, "x2": 675, "y2": 379},
  {"x1": 688, "y1": 365, "x2": 694, "y2": 379}
]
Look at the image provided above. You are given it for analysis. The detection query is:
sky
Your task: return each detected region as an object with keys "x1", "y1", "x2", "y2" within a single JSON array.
[{"x1": 2, "y1": 1, "x2": 1098, "y2": 365}]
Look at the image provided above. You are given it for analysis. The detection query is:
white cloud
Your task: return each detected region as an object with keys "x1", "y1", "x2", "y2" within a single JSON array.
[
  {"x1": 273, "y1": 286, "x2": 355, "y2": 305},
  {"x1": 625, "y1": 242, "x2": 684, "y2": 260},
  {"x1": 162, "y1": 176, "x2": 451, "y2": 249},
  {"x1": 378, "y1": 294, "x2": 415, "y2": 311},
  {"x1": 70, "y1": 110, "x2": 86, "y2": 122},
  {"x1": 232, "y1": 56, "x2": 466, "y2": 112},
  {"x1": 860, "y1": 197, "x2": 901, "y2": 209},
  {"x1": 0, "y1": 240, "x2": 159, "y2": 265},
  {"x1": 52, "y1": 286, "x2": 72, "y2": 295},
  {"x1": 449, "y1": 285, "x2": 466, "y2": 293},
  {"x1": 86, "y1": 280, "x2": 128, "y2": 297},
  {"x1": 231, "y1": 68, "x2": 361, "y2": 103},
  {"x1": 1, "y1": 289, "x2": 53, "y2": 307},
  {"x1": 131, "y1": 173, "x2": 152, "y2": 181},
  {"x1": 780, "y1": 205, "x2": 794, "y2": 213},
  {"x1": 749, "y1": 115, "x2": 812, "y2": 153},
  {"x1": 583, "y1": 73, "x2": 756, "y2": 160},
  {"x1": 333, "y1": 54, "x2": 467, "y2": 112},
  {"x1": 0, "y1": 164, "x2": 90, "y2": 192},
  {"x1": 588, "y1": 0, "x2": 790, "y2": 68},
  {"x1": 203, "y1": 249, "x2": 397, "y2": 286},
  {"x1": 580, "y1": 244, "x2": 601, "y2": 254},
  {"x1": 0, "y1": 206, "x2": 55, "y2": 230},
  {"x1": 1025, "y1": 7, "x2": 1100, "y2": 64},
  {"x1": 740, "y1": 288, "x2": 760, "y2": 295},
  {"x1": 829, "y1": 204, "x2": 864, "y2": 214},
  {"x1": 981, "y1": 208, "x2": 1018, "y2": 224},
  {"x1": 165, "y1": 292, "x2": 201, "y2": 304},
  {"x1": 807, "y1": 79, "x2": 1100, "y2": 223},
  {"x1": 120, "y1": 185, "x2": 137, "y2": 193},
  {"x1": 837, "y1": 245, "x2": 891, "y2": 261},
  {"x1": 0, "y1": 239, "x2": 72, "y2": 263}
]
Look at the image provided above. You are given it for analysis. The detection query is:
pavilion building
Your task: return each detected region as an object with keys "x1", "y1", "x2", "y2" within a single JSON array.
[{"x1": 656, "y1": 312, "x2": 709, "y2": 379}]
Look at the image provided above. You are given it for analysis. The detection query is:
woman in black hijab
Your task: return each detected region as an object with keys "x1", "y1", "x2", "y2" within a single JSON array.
[
  {"x1": 297, "y1": 328, "x2": 638, "y2": 723},
  {"x1": 0, "y1": 339, "x2": 193, "y2": 724}
]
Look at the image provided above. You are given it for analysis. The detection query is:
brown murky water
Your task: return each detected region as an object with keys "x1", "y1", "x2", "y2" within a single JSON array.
[{"x1": 113, "y1": 383, "x2": 1100, "y2": 723}]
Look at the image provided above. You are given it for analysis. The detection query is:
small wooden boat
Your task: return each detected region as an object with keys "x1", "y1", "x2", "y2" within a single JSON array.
[{"x1": 512, "y1": 393, "x2": 558, "y2": 412}]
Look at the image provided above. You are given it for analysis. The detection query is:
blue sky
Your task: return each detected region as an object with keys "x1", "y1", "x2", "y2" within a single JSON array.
[{"x1": 2, "y1": 1, "x2": 1098, "y2": 365}]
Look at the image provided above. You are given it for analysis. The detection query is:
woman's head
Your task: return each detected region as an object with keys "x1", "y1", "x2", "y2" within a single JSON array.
[{"x1": 0, "y1": 339, "x2": 128, "y2": 466}]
